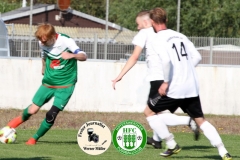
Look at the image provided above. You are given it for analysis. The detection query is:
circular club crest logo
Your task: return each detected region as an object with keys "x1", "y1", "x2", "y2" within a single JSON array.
[
  {"x1": 77, "y1": 121, "x2": 112, "y2": 155},
  {"x1": 112, "y1": 120, "x2": 147, "y2": 155}
]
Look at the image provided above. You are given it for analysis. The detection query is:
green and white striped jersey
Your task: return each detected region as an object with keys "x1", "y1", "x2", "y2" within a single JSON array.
[{"x1": 40, "y1": 33, "x2": 82, "y2": 87}]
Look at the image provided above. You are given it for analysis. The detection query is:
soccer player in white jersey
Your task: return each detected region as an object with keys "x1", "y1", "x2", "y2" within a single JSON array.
[
  {"x1": 112, "y1": 10, "x2": 199, "y2": 150},
  {"x1": 6, "y1": 23, "x2": 87, "y2": 145},
  {"x1": 146, "y1": 7, "x2": 232, "y2": 160}
]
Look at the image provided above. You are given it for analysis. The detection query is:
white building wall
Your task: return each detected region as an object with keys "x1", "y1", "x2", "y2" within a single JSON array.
[{"x1": 0, "y1": 58, "x2": 239, "y2": 115}]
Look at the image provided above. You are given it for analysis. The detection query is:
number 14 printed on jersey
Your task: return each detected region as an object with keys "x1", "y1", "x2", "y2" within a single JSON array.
[{"x1": 172, "y1": 42, "x2": 188, "y2": 61}]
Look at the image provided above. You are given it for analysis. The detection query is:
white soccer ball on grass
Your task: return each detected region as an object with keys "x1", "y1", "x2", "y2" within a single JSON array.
[{"x1": 0, "y1": 126, "x2": 17, "y2": 144}]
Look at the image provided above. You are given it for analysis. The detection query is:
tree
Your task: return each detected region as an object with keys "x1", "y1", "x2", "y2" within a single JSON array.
[
  {"x1": 109, "y1": 0, "x2": 178, "y2": 31},
  {"x1": 0, "y1": 0, "x2": 21, "y2": 13},
  {"x1": 71, "y1": 0, "x2": 105, "y2": 19},
  {"x1": 109, "y1": 0, "x2": 240, "y2": 37},
  {"x1": 180, "y1": 0, "x2": 240, "y2": 37}
]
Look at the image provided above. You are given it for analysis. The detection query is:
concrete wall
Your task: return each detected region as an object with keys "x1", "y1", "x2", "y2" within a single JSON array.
[{"x1": 0, "y1": 58, "x2": 239, "y2": 115}]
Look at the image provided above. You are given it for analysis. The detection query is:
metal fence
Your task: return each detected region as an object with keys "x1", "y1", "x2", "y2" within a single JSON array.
[
  {"x1": 190, "y1": 37, "x2": 240, "y2": 65},
  {"x1": 7, "y1": 37, "x2": 240, "y2": 65},
  {"x1": 8, "y1": 39, "x2": 146, "y2": 61}
]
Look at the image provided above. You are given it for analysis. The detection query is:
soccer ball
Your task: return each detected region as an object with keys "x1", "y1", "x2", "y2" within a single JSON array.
[{"x1": 0, "y1": 126, "x2": 17, "y2": 144}]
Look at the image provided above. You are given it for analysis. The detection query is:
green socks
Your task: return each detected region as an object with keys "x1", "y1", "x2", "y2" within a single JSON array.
[
  {"x1": 33, "y1": 118, "x2": 53, "y2": 140},
  {"x1": 22, "y1": 106, "x2": 54, "y2": 141},
  {"x1": 22, "y1": 106, "x2": 32, "y2": 121}
]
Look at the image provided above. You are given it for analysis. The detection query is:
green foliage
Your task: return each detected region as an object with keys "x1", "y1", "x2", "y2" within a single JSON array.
[
  {"x1": 71, "y1": 0, "x2": 105, "y2": 19},
  {"x1": 109, "y1": 0, "x2": 240, "y2": 37},
  {"x1": 0, "y1": 1, "x2": 21, "y2": 13},
  {"x1": 180, "y1": 0, "x2": 240, "y2": 37},
  {"x1": 109, "y1": 0, "x2": 178, "y2": 31}
]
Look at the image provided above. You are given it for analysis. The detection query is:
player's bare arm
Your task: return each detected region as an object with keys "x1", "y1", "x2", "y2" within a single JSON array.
[
  {"x1": 112, "y1": 45, "x2": 142, "y2": 90},
  {"x1": 61, "y1": 51, "x2": 87, "y2": 61},
  {"x1": 42, "y1": 58, "x2": 46, "y2": 75}
]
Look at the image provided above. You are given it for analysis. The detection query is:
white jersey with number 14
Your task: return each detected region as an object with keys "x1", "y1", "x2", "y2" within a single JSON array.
[{"x1": 152, "y1": 29, "x2": 202, "y2": 99}]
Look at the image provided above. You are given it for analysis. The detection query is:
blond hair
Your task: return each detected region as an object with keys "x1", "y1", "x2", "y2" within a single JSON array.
[{"x1": 136, "y1": 10, "x2": 151, "y2": 21}]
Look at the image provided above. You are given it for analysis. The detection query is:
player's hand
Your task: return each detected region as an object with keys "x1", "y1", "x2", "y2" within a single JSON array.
[
  {"x1": 61, "y1": 52, "x2": 74, "y2": 60},
  {"x1": 158, "y1": 82, "x2": 169, "y2": 96},
  {"x1": 112, "y1": 77, "x2": 122, "y2": 90}
]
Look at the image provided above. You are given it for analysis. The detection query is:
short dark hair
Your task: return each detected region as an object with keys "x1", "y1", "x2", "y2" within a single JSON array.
[{"x1": 149, "y1": 8, "x2": 167, "y2": 24}]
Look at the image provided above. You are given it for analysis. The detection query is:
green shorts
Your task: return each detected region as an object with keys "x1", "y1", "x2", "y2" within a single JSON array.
[{"x1": 32, "y1": 85, "x2": 75, "y2": 110}]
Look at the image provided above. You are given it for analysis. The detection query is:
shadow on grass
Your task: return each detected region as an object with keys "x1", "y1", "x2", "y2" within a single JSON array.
[
  {"x1": 183, "y1": 145, "x2": 213, "y2": 150},
  {"x1": 145, "y1": 144, "x2": 213, "y2": 150},
  {"x1": 175, "y1": 155, "x2": 238, "y2": 159},
  {"x1": 173, "y1": 145, "x2": 237, "y2": 160},
  {"x1": 174, "y1": 155, "x2": 221, "y2": 159},
  {"x1": 145, "y1": 145, "x2": 237, "y2": 159},
  {"x1": 38, "y1": 140, "x2": 77, "y2": 144},
  {"x1": 0, "y1": 157, "x2": 51, "y2": 160}
]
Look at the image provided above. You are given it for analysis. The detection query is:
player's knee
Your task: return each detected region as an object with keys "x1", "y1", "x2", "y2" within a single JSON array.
[
  {"x1": 46, "y1": 106, "x2": 60, "y2": 124},
  {"x1": 143, "y1": 109, "x2": 149, "y2": 117},
  {"x1": 143, "y1": 107, "x2": 149, "y2": 117},
  {"x1": 144, "y1": 106, "x2": 155, "y2": 117},
  {"x1": 194, "y1": 117, "x2": 205, "y2": 126}
]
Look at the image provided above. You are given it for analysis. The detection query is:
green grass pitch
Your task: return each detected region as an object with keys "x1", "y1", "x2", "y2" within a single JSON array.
[{"x1": 0, "y1": 129, "x2": 238, "y2": 160}]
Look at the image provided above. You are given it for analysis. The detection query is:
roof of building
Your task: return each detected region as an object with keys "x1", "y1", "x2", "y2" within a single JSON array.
[
  {"x1": 5, "y1": 23, "x2": 137, "y2": 44},
  {"x1": 1, "y1": 4, "x2": 137, "y2": 44}
]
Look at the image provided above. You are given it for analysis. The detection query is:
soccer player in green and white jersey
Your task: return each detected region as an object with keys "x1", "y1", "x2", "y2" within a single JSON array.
[{"x1": 6, "y1": 23, "x2": 87, "y2": 145}]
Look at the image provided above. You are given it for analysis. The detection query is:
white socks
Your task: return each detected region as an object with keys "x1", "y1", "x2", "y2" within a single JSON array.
[
  {"x1": 158, "y1": 113, "x2": 190, "y2": 126},
  {"x1": 200, "y1": 121, "x2": 228, "y2": 157},
  {"x1": 148, "y1": 115, "x2": 228, "y2": 157},
  {"x1": 151, "y1": 113, "x2": 191, "y2": 142},
  {"x1": 147, "y1": 115, "x2": 176, "y2": 149},
  {"x1": 153, "y1": 131, "x2": 161, "y2": 141}
]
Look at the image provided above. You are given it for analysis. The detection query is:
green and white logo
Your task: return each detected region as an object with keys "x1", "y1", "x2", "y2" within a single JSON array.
[{"x1": 112, "y1": 120, "x2": 147, "y2": 155}]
